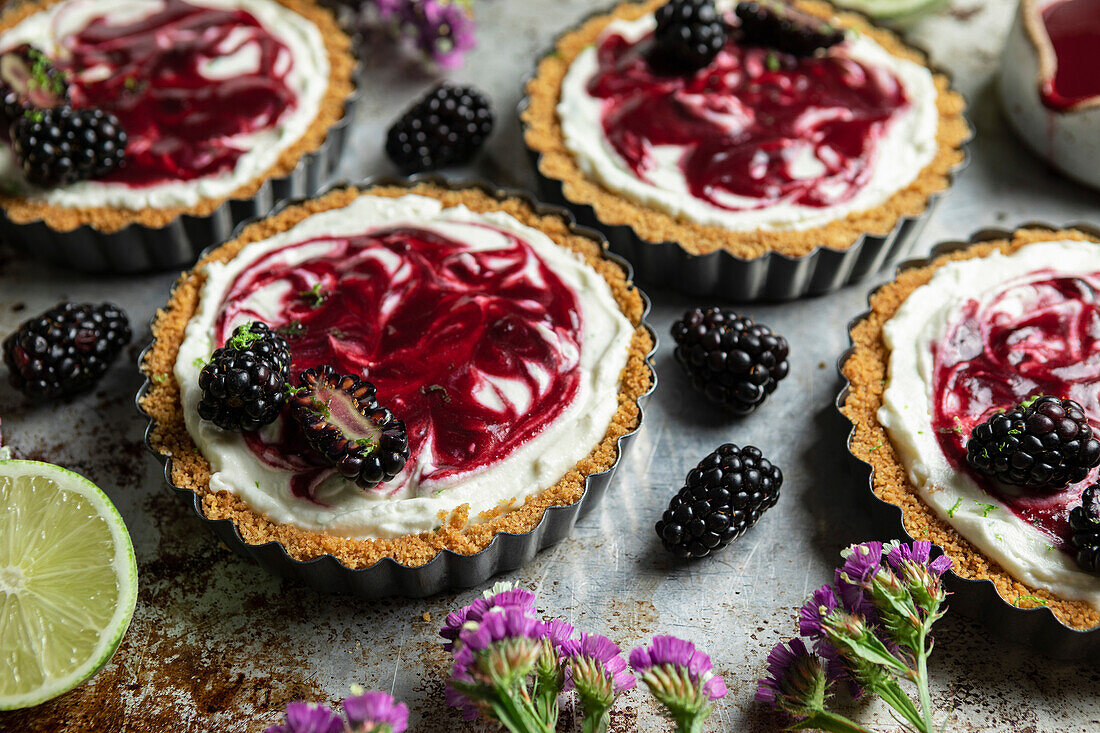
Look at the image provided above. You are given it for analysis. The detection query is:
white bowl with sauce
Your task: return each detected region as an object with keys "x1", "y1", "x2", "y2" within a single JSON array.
[{"x1": 999, "y1": 0, "x2": 1100, "y2": 190}]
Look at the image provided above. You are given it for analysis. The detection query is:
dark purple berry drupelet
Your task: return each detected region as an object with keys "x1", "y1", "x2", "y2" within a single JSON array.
[
  {"x1": 734, "y1": 1, "x2": 845, "y2": 57},
  {"x1": 2, "y1": 302, "x2": 131, "y2": 400},
  {"x1": 385, "y1": 84, "x2": 493, "y2": 173},
  {"x1": 648, "y1": 0, "x2": 729, "y2": 74},
  {"x1": 197, "y1": 322, "x2": 291, "y2": 432},
  {"x1": 290, "y1": 365, "x2": 410, "y2": 491},
  {"x1": 671, "y1": 307, "x2": 789, "y2": 415},
  {"x1": 656, "y1": 444, "x2": 782, "y2": 559},
  {"x1": 965, "y1": 395, "x2": 1100, "y2": 492}
]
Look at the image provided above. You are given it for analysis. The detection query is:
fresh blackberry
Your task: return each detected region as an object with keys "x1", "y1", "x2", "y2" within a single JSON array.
[
  {"x1": 290, "y1": 365, "x2": 409, "y2": 490},
  {"x1": 647, "y1": 0, "x2": 728, "y2": 74},
  {"x1": 670, "y1": 307, "x2": 789, "y2": 415},
  {"x1": 10, "y1": 105, "x2": 127, "y2": 188},
  {"x1": 1070, "y1": 484, "x2": 1100, "y2": 574},
  {"x1": 197, "y1": 322, "x2": 291, "y2": 432},
  {"x1": 965, "y1": 396, "x2": 1100, "y2": 491},
  {"x1": 656, "y1": 444, "x2": 782, "y2": 558},
  {"x1": 212, "y1": 321, "x2": 291, "y2": 376},
  {"x1": 734, "y1": 1, "x2": 845, "y2": 57},
  {"x1": 385, "y1": 84, "x2": 493, "y2": 173},
  {"x1": 0, "y1": 45, "x2": 69, "y2": 131},
  {"x1": 2, "y1": 302, "x2": 131, "y2": 400}
]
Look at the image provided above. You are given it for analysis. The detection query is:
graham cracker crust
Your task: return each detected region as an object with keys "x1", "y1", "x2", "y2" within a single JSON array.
[
  {"x1": 522, "y1": 0, "x2": 970, "y2": 260},
  {"x1": 140, "y1": 183, "x2": 656, "y2": 569},
  {"x1": 841, "y1": 227, "x2": 1100, "y2": 631},
  {"x1": 0, "y1": 0, "x2": 355, "y2": 234}
]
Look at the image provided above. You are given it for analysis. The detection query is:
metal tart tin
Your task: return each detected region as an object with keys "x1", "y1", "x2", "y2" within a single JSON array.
[
  {"x1": 137, "y1": 175, "x2": 659, "y2": 597},
  {"x1": 837, "y1": 223, "x2": 1100, "y2": 659},
  {"x1": 518, "y1": 2, "x2": 972, "y2": 302},
  {"x1": 0, "y1": 5, "x2": 362, "y2": 275}
]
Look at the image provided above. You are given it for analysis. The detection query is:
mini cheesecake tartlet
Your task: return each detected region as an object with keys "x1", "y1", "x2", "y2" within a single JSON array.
[
  {"x1": 0, "y1": 0, "x2": 356, "y2": 271},
  {"x1": 842, "y1": 227, "x2": 1100, "y2": 631},
  {"x1": 522, "y1": 0, "x2": 970, "y2": 299},
  {"x1": 139, "y1": 181, "x2": 655, "y2": 586}
]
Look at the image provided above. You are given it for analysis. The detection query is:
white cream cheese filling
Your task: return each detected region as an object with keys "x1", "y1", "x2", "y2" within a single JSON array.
[
  {"x1": 879, "y1": 240, "x2": 1100, "y2": 609},
  {"x1": 557, "y1": 0, "x2": 940, "y2": 232},
  {"x1": 0, "y1": 0, "x2": 329, "y2": 210},
  {"x1": 175, "y1": 194, "x2": 636, "y2": 540}
]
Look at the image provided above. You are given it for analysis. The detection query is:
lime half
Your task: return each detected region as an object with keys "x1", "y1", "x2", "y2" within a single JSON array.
[{"x1": 0, "y1": 460, "x2": 138, "y2": 710}]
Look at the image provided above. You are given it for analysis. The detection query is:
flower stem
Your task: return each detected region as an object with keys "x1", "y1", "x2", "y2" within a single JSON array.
[
  {"x1": 581, "y1": 707, "x2": 611, "y2": 733},
  {"x1": 915, "y1": 626, "x2": 935, "y2": 733},
  {"x1": 787, "y1": 710, "x2": 879, "y2": 733}
]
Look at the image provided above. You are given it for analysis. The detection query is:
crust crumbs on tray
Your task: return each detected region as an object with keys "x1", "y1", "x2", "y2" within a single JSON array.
[
  {"x1": 841, "y1": 227, "x2": 1100, "y2": 631},
  {"x1": 521, "y1": 0, "x2": 970, "y2": 259},
  {"x1": 139, "y1": 183, "x2": 655, "y2": 569},
  {"x1": 0, "y1": 0, "x2": 356, "y2": 233}
]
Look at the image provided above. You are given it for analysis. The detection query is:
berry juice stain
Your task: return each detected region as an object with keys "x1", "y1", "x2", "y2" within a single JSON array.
[
  {"x1": 931, "y1": 272, "x2": 1100, "y2": 548},
  {"x1": 586, "y1": 25, "x2": 909, "y2": 211},
  {"x1": 219, "y1": 225, "x2": 584, "y2": 500}
]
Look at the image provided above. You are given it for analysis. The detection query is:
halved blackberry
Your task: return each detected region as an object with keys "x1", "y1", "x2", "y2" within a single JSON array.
[
  {"x1": 197, "y1": 322, "x2": 291, "y2": 432},
  {"x1": 0, "y1": 45, "x2": 69, "y2": 131},
  {"x1": 385, "y1": 84, "x2": 493, "y2": 173},
  {"x1": 290, "y1": 365, "x2": 409, "y2": 490},
  {"x1": 656, "y1": 444, "x2": 782, "y2": 559},
  {"x1": 10, "y1": 106, "x2": 127, "y2": 187},
  {"x1": 2, "y1": 302, "x2": 131, "y2": 400},
  {"x1": 734, "y1": 1, "x2": 845, "y2": 57},
  {"x1": 965, "y1": 396, "x2": 1100, "y2": 491},
  {"x1": 647, "y1": 0, "x2": 728, "y2": 74},
  {"x1": 670, "y1": 307, "x2": 789, "y2": 415},
  {"x1": 1070, "y1": 485, "x2": 1100, "y2": 574}
]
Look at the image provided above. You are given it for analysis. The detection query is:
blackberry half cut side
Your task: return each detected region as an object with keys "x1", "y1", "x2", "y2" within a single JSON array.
[
  {"x1": 291, "y1": 366, "x2": 410, "y2": 491},
  {"x1": 734, "y1": 1, "x2": 846, "y2": 57}
]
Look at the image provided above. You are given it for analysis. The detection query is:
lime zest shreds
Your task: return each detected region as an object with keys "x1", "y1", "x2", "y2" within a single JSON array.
[{"x1": 0, "y1": 461, "x2": 138, "y2": 710}]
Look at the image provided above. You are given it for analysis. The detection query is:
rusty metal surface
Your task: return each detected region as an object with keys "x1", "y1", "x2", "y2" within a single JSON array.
[{"x1": 1, "y1": 0, "x2": 1099, "y2": 730}]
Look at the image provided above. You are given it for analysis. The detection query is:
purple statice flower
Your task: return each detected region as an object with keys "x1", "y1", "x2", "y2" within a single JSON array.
[
  {"x1": 388, "y1": 0, "x2": 476, "y2": 69},
  {"x1": 264, "y1": 701, "x2": 344, "y2": 733},
  {"x1": 755, "y1": 638, "x2": 828, "y2": 717},
  {"x1": 446, "y1": 608, "x2": 546, "y2": 721},
  {"x1": 561, "y1": 633, "x2": 636, "y2": 709},
  {"x1": 798, "y1": 584, "x2": 839, "y2": 641},
  {"x1": 630, "y1": 635, "x2": 726, "y2": 726},
  {"x1": 836, "y1": 541, "x2": 883, "y2": 619},
  {"x1": 885, "y1": 540, "x2": 952, "y2": 612},
  {"x1": 440, "y1": 582, "x2": 537, "y2": 651},
  {"x1": 342, "y1": 689, "x2": 409, "y2": 733}
]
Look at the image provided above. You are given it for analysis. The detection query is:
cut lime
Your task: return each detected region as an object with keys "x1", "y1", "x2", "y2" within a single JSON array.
[
  {"x1": 832, "y1": 0, "x2": 948, "y2": 22},
  {"x1": 0, "y1": 460, "x2": 138, "y2": 710}
]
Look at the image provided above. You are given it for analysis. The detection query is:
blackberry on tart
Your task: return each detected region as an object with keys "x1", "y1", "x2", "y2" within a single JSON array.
[
  {"x1": 289, "y1": 365, "x2": 409, "y2": 491},
  {"x1": 197, "y1": 321, "x2": 291, "y2": 433},
  {"x1": 10, "y1": 106, "x2": 127, "y2": 188}
]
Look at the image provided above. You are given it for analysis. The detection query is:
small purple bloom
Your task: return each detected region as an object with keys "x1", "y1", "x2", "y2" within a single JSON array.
[
  {"x1": 440, "y1": 583, "x2": 537, "y2": 651},
  {"x1": 264, "y1": 701, "x2": 344, "y2": 733},
  {"x1": 755, "y1": 638, "x2": 827, "y2": 716},
  {"x1": 561, "y1": 633, "x2": 636, "y2": 696},
  {"x1": 342, "y1": 690, "x2": 409, "y2": 732},
  {"x1": 837, "y1": 541, "x2": 884, "y2": 618},
  {"x1": 798, "y1": 584, "x2": 839, "y2": 640},
  {"x1": 631, "y1": 635, "x2": 727, "y2": 702},
  {"x1": 886, "y1": 540, "x2": 952, "y2": 578},
  {"x1": 540, "y1": 617, "x2": 575, "y2": 648}
]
